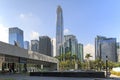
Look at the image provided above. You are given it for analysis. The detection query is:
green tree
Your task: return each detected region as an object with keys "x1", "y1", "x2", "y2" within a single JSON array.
[
  {"x1": 94, "y1": 58, "x2": 105, "y2": 71},
  {"x1": 72, "y1": 54, "x2": 77, "y2": 61},
  {"x1": 65, "y1": 52, "x2": 71, "y2": 60},
  {"x1": 85, "y1": 53, "x2": 92, "y2": 70}
]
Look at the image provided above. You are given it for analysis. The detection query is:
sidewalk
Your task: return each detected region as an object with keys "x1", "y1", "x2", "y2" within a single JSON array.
[
  {"x1": 0, "y1": 73, "x2": 117, "y2": 80},
  {"x1": 110, "y1": 74, "x2": 120, "y2": 78}
]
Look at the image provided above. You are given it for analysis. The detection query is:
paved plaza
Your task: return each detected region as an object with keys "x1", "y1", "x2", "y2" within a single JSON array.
[{"x1": 0, "y1": 74, "x2": 119, "y2": 80}]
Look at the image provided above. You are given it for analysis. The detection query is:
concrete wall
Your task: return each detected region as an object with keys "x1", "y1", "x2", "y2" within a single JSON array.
[{"x1": 0, "y1": 41, "x2": 58, "y2": 64}]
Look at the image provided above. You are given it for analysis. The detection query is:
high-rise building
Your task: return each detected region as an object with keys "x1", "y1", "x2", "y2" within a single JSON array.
[
  {"x1": 95, "y1": 36, "x2": 106, "y2": 59},
  {"x1": 95, "y1": 36, "x2": 117, "y2": 62},
  {"x1": 31, "y1": 40, "x2": 39, "y2": 52},
  {"x1": 78, "y1": 43, "x2": 83, "y2": 62},
  {"x1": 39, "y1": 36, "x2": 51, "y2": 56},
  {"x1": 9, "y1": 27, "x2": 24, "y2": 48},
  {"x1": 117, "y1": 42, "x2": 120, "y2": 62},
  {"x1": 24, "y1": 41, "x2": 29, "y2": 50},
  {"x1": 56, "y1": 5, "x2": 64, "y2": 56},
  {"x1": 64, "y1": 35, "x2": 78, "y2": 56}
]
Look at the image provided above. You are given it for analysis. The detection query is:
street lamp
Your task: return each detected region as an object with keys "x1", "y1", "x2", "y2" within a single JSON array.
[{"x1": 99, "y1": 43, "x2": 102, "y2": 71}]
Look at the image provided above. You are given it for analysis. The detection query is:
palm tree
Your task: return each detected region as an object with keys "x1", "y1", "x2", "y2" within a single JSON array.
[
  {"x1": 65, "y1": 52, "x2": 71, "y2": 60},
  {"x1": 85, "y1": 53, "x2": 92, "y2": 70},
  {"x1": 72, "y1": 54, "x2": 77, "y2": 61}
]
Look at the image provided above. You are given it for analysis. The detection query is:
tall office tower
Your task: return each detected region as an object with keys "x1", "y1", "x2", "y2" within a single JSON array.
[
  {"x1": 24, "y1": 41, "x2": 29, "y2": 50},
  {"x1": 51, "y1": 38, "x2": 56, "y2": 57},
  {"x1": 39, "y1": 36, "x2": 51, "y2": 56},
  {"x1": 31, "y1": 40, "x2": 39, "y2": 52},
  {"x1": 64, "y1": 35, "x2": 78, "y2": 56},
  {"x1": 117, "y1": 42, "x2": 120, "y2": 62},
  {"x1": 9, "y1": 27, "x2": 24, "y2": 48},
  {"x1": 56, "y1": 5, "x2": 64, "y2": 56},
  {"x1": 95, "y1": 36, "x2": 117, "y2": 62},
  {"x1": 78, "y1": 43, "x2": 84, "y2": 62},
  {"x1": 95, "y1": 36, "x2": 106, "y2": 59}
]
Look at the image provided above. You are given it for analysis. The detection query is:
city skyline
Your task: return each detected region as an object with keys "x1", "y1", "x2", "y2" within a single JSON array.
[
  {"x1": 0, "y1": 0, "x2": 120, "y2": 59},
  {"x1": 0, "y1": 0, "x2": 120, "y2": 45}
]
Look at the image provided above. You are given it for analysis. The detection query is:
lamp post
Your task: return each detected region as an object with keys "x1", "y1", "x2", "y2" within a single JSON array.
[
  {"x1": 106, "y1": 56, "x2": 108, "y2": 78},
  {"x1": 99, "y1": 43, "x2": 102, "y2": 71}
]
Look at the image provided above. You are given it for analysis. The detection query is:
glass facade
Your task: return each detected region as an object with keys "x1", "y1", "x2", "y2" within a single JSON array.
[
  {"x1": 9, "y1": 27, "x2": 24, "y2": 48},
  {"x1": 78, "y1": 43, "x2": 83, "y2": 62},
  {"x1": 64, "y1": 35, "x2": 78, "y2": 56},
  {"x1": 24, "y1": 41, "x2": 29, "y2": 50},
  {"x1": 95, "y1": 36, "x2": 117, "y2": 62},
  {"x1": 31, "y1": 40, "x2": 39, "y2": 52},
  {"x1": 56, "y1": 6, "x2": 64, "y2": 56},
  {"x1": 95, "y1": 36, "x2": 106, "y2": 59}
]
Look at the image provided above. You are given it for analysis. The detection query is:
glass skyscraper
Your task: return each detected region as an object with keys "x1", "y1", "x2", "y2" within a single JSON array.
[
  {"x1": 95, "y1": 36, "x2": 106, "y2": 59},
  {"x1": 78, "y1": 43, "x2": 83, "y2": 62},
  {"x1": 56, "y1": 5, "x2": 64, "y2": 56},
  {"x1": 95, "y1": 36, "x2": 117, "y2": 62},
  {"x1": 64, "y1": 35, "x2": 78, "y2": 56},
  {"x1": 24, "y1": 41, "x2": 29, "y2": 50},
  {"x1": 9, "y1": 27, "x2": 24, "y2": 48}
]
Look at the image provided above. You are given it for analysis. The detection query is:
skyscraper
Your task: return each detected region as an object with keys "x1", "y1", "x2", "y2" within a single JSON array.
[
  {"x1": 95, "y1": 36, "x2": 117, "y2": 62},
  {"x1": 24, "y1": 41, "x2": 29, "y2": 50},
  {"x1": 78, "y1": 43, "x2": 84, "y2": 62},
  {"x1": 9, "y1": 27, "x2": 24, "y2": 48},
  {"x1": 39, "y1": 36, "x2": 51, "y2": 56},
  {"x1": 64, "y1": 35, "x2": 78, "y2": 56},
  {"x1": 31, "y1": 40, "x2": 39, "y2": 52},
  {"x1": 56, "y1": 5, "x2": 64, "y2": 56},
  {"x1": 95, "y1": 36, "x2": 106, "y2": 59}
]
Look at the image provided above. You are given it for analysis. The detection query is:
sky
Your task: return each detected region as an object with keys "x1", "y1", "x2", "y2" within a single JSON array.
[{"x1": 0, "y1": 0, "x2": 120, "y2": 58}]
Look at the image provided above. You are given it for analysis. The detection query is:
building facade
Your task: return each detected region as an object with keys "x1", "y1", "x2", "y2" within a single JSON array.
[
  {"x1": 9, "y1": 27, "x2": 24, "y2": 48},
  {"x1": 78, "y1": 43, "x2": 83, "y2": 62},
  {"x1": 95, "y1": 36, "x2": 117, "y2": 62},
  {"x1": 56, "y1": 5, "x2": 64, "y2": 56},
  {"x1": 0, "y1": 41, "x2": 58, "y2": 72},
  {"x1": 24, "y1": 41, "x2": 29, "y2": 50},
  {"x1": 31, "y1": 40, "x2": 39, "y2": 52},
  {"x1": 39, "y1": 36, "x2": 51, "y2": 56},
  {"x1": 64, "y1": 35, "x2": 78, "y2": 56},
  {"x1": 117, "y1": 42, "x2": 120, "y2": 62},
  {"x1": 95, "y1": 36, "x2": 106, "y2": 59}
]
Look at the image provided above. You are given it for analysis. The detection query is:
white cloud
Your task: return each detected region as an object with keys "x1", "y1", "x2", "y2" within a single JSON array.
[
  {"x1": 84, "y1": 44, "x2": 95, "y2": 60},
  {"x1": 30, "y1": 31, "x2": 39, "y2": 40},
  {"x1": 19, "y1": 13, "x2": 33, "y2": 20},
  {"x1": 64, "y1": 28, "x2": 70, "y2": 34},
  {"x1": 0, "y1": 24, "x2": 8, "y2": 43},
  {"x1": 51, "y1": 38, "x2": 56, "y2": 57},
  {"x1": 20, "y1": 14, "x2": 25, "y2": 19}
]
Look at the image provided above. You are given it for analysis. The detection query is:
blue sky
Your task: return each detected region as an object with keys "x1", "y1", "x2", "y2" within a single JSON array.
[{"x1": 0, "y1": 0, "x2": 120, "y2": 45}]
